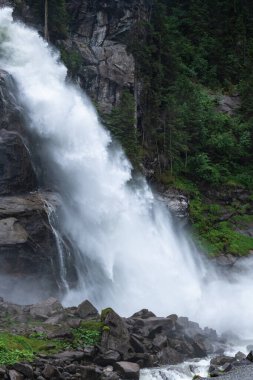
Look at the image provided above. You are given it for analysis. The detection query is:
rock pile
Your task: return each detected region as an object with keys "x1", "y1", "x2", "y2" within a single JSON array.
[{"x1": 0, "y1": 297, "x2": 225, "y2": 380}]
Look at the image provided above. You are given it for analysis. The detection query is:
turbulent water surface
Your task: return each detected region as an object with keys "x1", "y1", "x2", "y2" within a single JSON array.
[{"x1": 0, "y1": 7, "x2": 253, "y2": 340}]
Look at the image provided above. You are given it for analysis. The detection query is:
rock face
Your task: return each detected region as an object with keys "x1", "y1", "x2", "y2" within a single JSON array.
[
  {"x1": 217, "y1": 94, "x2": 241, "y2": 115},
  {"x1": 63, "y1": 0, "x2": 151, "y2": 113},
  {"x1": 157, "y1": 189, "x2": 189, "y2": 221},
  {"x1": 0, "y1": 69, "x2": 65, "y2": 302},
  {"x1": 0, "y1": 129, "x2": 37, "y2": 195}
]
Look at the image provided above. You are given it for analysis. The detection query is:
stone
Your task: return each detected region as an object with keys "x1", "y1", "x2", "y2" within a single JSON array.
[
  {"x1": 101, "y1": 309, "x2": 132, "y2": 357},
  {"x1": 8, "y1": 370, "x2": 24, "y2": 380},
  {"x1": 235, "y1": 351, "x2": 246, "y2": 360},
  {"x1": 95, "y1": 350, "x2": 121, "y2": 366},
  {"x1": 79, "y1": 365, "x2": 102, "y2": 380},
  {"x1": 42, "y1": 364, "x2": 57, "y2": 379},
  {"x1": 12, "y1": 364, "x2": 33, "y2": 378},
  {"x1": 0, "y1": 368, "x2": 6, "y2": 379},
  {"x1": 51, "y1": 351, "x2": 85, "y2": 361},
  {"x1": 77, "y1": 300, "x2": 99, "y2": 319},
  {"x1": 29, "y1": 298, "x2": 64, "y2": 319},
  {"x1": 247, "y1": 351, "x2": 253, "y2": 362},
  {"x1": 131, "y1": 309, "x2": 156, "y2": 319},
  {"x1": 114, "y1": 362, "x2": 140, "y2": 379}
]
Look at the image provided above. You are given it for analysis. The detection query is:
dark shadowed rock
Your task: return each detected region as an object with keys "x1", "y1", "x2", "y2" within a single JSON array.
[
  {"x1": 0, "y1": 129, "x2": 37, "y2": 195},
  {"x1": 12, "y1": 364, "x2": 33, "y2": 378},
  {"x1": 95, "y1": 350, "x2": 121, "y2": 366},
  {"x1": 247, "y1": 351, "x2": 253, "y2": 362},
  {"x1": 77, "y1": 299, "x2": 99, "y2": 319},
  {"x1": 8, "y1": 370, "x2": 24, "y2": 380}
]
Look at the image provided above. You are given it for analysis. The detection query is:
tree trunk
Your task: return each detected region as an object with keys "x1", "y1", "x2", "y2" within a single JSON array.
[{"x1": 44, "y1": 0, "x2": 49, "y2": 41}]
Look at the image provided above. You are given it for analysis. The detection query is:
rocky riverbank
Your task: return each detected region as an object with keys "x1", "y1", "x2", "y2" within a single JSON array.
[
  {"x1": 197, "y1": 351, "x2": 253, "y2": 380},
  {"x1": 0, "y1": 297, "x2": 226, "y2": 380}
]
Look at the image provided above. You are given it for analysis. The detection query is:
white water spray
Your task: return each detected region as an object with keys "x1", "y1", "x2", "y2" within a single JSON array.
[{"x1": 0, "y1": 7, "x2": 252, "y2": 338}]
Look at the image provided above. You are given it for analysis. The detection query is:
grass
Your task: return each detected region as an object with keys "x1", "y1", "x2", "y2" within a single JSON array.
[
  {"x1": 0, "y1": 320, "x2": 106, "y2": 365},
  {"x1": 72, "y1": 321, "x2": 103, "y2": 347}
]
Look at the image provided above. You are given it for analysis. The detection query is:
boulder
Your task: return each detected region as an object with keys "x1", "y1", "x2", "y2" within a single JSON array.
[
  {"x1": 77, "y1": 299, "x2": 99, "y2": 319},
  {"x1": 12, "y1": 364, "x2": 33, "y2": 378},
  {"x1": 8, "y1": 370, "x2": 24, "y2": 380},
  {"x1": 29, "y1": 298, "x2": 63, "y2": 319},
  {"x1": 114, "y1": 361, "x2": 140, "y2": 379},
  {"x1": 101, "y1": 309, "x2": 132, "y2": 358},
  {"x1": 131, "y1": 309, "x2": 156, "y2": 319},
  {"x1": 247, "y1": 351, "x2": 253, "y2": 362}
]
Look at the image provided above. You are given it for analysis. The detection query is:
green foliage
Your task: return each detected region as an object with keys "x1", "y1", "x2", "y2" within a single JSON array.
[
  {"x1": 60, "y1": 47, "x2": 82, "y2": 76},
  {"x1": 0, "y1": 332, "x2": 66, "y2": 365},
  {"x1": 128, "y1": 0, "x2": 253, "y2": 187},
  {"x1": 28, "y1": 0, "x2": 68, "y2": 39},
  {"x1": 104, "y1": 91, "x2": 140, "y2": 166},
  {"x1": 189, "y1": 196, "x2": 253, "y2": 256},
  {"x1": 72, "y1": 322, "x2": 103, "y2": 347},
  {"x1": 101, "y1": 308, "x2": 113, "y2": 322}
]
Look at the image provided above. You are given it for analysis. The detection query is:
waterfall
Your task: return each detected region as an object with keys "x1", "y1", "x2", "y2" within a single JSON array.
[{"x1": 0, "y1": 7, "x2": 252, "y2": 338}]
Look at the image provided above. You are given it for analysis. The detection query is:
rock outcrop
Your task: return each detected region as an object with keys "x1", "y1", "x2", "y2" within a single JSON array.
[
  {"x1": 0, "y1": 69, "x2": 65, "y2": 302},
  {"x1": 62, "y1": 0, "x2": 151, "y2": 113}
]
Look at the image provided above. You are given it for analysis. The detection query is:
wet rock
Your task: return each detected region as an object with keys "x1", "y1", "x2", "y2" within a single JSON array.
[
  {"x1": 77, "y1": 300, "x2": 99, "y2": 320},
  {"x1": 0, "y1": 129, "x2": 37, "y2": 195},
  {"x1": 114, "y1": 361, "x2": 140, "y2": 379},
  {"x1": 157, "y1": 189, "x2": 189, "y2": 220}
]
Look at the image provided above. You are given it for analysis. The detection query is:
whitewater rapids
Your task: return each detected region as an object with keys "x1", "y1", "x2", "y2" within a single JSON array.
[{"x1": 0, "y1": 7, "x2": 252, "y2": 339}]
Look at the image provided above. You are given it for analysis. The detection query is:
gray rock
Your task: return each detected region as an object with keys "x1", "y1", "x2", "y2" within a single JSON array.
[
  {"x1": 114, "y1": 361, "x2": 140, "y2": 379},
  {"x1": 8, "y1": 370, "x2": 24, "y2": 380},
  {"x1": 95, "y1": 350, "x2": 121, "y2": 366},
  {"x1": 101, "y1": 309, "x2": 132, "y2": 358},
  {"x1": 77, "y1": 299, "x2": 99, "y2": 320},
  {"x1": 29, "y1": 298, "x2": 63, "y2": 319},
  {"x1": 157, "y1": 189, "x2": 189, "y2": 220},
  {"x1": 131, "y1": 309, "x2": 156, "y2": 319},
  {"x1": 217, "y1": 95, "x2": 241, "y2": 116},
  {"x1": 42, "y1": 364, "x2": 57, "y2": 379}
]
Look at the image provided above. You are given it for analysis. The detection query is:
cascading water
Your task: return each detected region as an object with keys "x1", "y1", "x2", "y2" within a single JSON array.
[{"x1": 0, "y1": 7, "x2": 253, "y2": 340}]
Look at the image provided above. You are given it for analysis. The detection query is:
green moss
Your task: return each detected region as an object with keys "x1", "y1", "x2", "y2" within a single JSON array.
[
  {"x1": 101, "y1": 308, "x2": 113, "y2": 322},
  {"x1": 189, "y1": 194, "x2": 253, "y2": 256}
]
